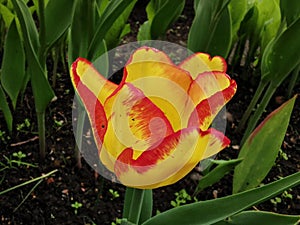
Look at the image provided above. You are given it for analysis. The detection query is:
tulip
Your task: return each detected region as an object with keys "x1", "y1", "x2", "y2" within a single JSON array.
[{"x1": 70, "y1": 47, "x2": 237, "y2": 189}]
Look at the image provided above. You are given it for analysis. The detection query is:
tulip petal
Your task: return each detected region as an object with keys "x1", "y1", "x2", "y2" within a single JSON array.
[
  {"x1": 71, "y1": 58, "x2": 117, "y2": 104},
  {"x1": 123, "y1": 61, "x2": 193, "y2": 131},
  {"x1": 126, "y1": 46, "x2": 173, "y2": 65},
  {"x1": 114, "y1": 127, "x2": 230, "y2": 189},
  {"x1": 100, "y1": 83, "x2": 174, "y2": 171},
  {"x1": 188, "y1": 79, "x2": 237, "y2": 130},
  {"x1": 70, "y1": 59, "x2": 110, "y2": 149},
  {"x1": 179, "y1": 53, "x2": 227, "y2": 78}
]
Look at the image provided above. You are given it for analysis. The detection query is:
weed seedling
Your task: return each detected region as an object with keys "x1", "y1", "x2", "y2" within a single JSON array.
[
  {"x1": 170, "y1": 189, "x2": 197, "y2": 207},
  {"x1": 109, "y1": 189, "x2": 120, "y2": 200},
  {"x1": 71, "y1": 201, "x2": 83, "y2": 215},
  {"x1": 13, "y1": 151, "x2": 26, "y2": 166},
  {"x1": 111, "y1": 217, "x2": 122, "y2": 225}
]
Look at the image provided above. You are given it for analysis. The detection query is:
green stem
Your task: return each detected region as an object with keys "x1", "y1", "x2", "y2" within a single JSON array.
[
  {"x1": 74, "y1": 101, "x2": 86, "y2": 168},
  {"x1": 287, "y1": 63, "x2": 300, "y2": 98},
  {"x1": 236, "y1": 80, "x2": 268, "y2": 133},
  {"x1": 241, "y1": 83, "x2": 276, "y2": 145},
  {"x1": 127, "y1": 188, "x2": 145, "y2": 224},
  {"x1": 37, "y1": 111, "x2": 46, "y2": 160}
]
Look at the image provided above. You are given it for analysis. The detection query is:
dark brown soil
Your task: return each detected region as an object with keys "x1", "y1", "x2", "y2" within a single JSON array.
[{"x1": 0, "y1": 1, "x2": 299, "y2": 224}]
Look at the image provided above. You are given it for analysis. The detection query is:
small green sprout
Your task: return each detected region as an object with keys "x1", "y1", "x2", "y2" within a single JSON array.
[
  {"x1": 170, "y1": 189, "x2": 197, "y2": 207},
  {"x1": 111, "y1": 217, "x2": 122, "y2": 225},
  {"x1": 71, "y1": 201, "x2": 83, "y2": 215},
  {"x1": 13, "y1": 151, "x2": 26, "y2": 166},
  {"x1": 109, "y1": 189, "x2": 120, "y2": 200}
]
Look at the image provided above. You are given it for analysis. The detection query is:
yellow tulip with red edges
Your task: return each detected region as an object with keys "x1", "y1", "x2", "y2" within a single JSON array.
[{"x1": 70, "y1": 47, "x2": 237, "y2": 189}]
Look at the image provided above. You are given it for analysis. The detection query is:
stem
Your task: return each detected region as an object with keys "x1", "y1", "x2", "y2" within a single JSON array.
[
  {"x1": 287, "y1": 63, "x2": 300, "y2": 98},
  {"x1": 241, "y1": 83, "x2": 276, "y2": 145},
  {"x1": 52, "y1": 47, "x2": 59, "y2": 88},
  {"x1": 37, "y1": 111, "x2": 46, "y2": 160},
  {"x1": 127, "y1": 188, "x2": 145, "y2": 224},
  {"x1": 236, "y1": 80, "x2": 268, "y2": 133},
  {"x1": 74, "y1": 100, "x2": 86, "y2": 168}
]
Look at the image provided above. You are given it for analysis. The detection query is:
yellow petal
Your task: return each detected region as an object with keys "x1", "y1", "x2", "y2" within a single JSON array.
[
  {"x1": 124, "y1": 62, "x2": 193, "y2": 131},
  {"x1": 179, "y1": 53, "x2": 227, "y2": 79},
  {"x1": 126, "y1": 46, "x2": 173, "y2": 65},
  {"x1": 114, "y1": 127, "x2": 230, "y2": 189},
  {"x1": 70, "y1": 58, "x2": 117, "y2": 104},
  {"x1": 100, "y1": 83, "x2": 174, "y2": 171}
]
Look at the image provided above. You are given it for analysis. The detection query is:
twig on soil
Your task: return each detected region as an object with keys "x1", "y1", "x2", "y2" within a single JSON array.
[{"x1": 10, "y1": 136, "x2": 39, "y2": 147}]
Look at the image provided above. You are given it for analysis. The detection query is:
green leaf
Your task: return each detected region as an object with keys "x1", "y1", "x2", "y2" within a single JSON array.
[
  {"x1": 137, "y1": 21, "x2": 152, "y2": 41},
  {"x1": 44, "y1": 0, "x2": 75, "y2": 49},
  {"x1": 142, "y1": 171, "x2": 300, "y2": 225},
  {"x1": 233, "y1": 96, "x2": 296, "y2": 193},
  {"x1": 228, "y1": 0, "x2": 247, "y2": 42},
  {"x1": 11, "y1": 0, "x2": 39, "y2": 51},
  {"x1": 258, "y1": 0, "x2": 281, "y2": 52},
  {"x1": 261, "y1": 17, "x2": 300, "y2": 84},
  {"x1": 0, "y1": 85, "x2": 13, "y2": 131},
  {"x1": 280, "y1": 0, "x2": 300, "y2": 26},
  {"x1": 104, "y1": 0, "x2": 136, "y2": 50},
  {"x1": 1, "y1": 19, "x2": 25, "y2": 109},
  {"x1": 88, "y1": 0, "x2": 134, "y2": 60},
  {"x1": 68, "y1": 0, "x2": 95, "y2": 64},
  {"x1": 12, "y1": 0, "x2": 55, "y2": 113},
  {"x1": 194, "y1": 159, "x2": 242, "y2": 195},
  {"x1": 150, "y1": 0, "x2": 185, "y2": 39},
  {"x1": 213, "y1": 211, "x2": 300, "y2": 225},
  {"x1": 188, "y1": 0, "x2": 232, "y2": 57},
  {"x1": 139, "y1": 190, "x2": 153, "y2": 224},
  {"x1": 0, "y1": 3, "x2": 15, "y2": 28}
]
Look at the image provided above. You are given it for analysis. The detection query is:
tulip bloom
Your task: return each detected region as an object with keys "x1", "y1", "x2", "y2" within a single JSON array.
[{"x1": 70, "y1": 47, "x2": 237, "y2": 189}]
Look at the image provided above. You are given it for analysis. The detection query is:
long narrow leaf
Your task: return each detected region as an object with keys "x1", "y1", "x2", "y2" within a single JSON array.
[
  {"x1": 12, "y1": 0, "x2": 55, "y2": 113},
  {"x1": 233, "y1": 96, "x2": 296, "y2": 193},
  {"x1": 262, "y1": 17, "x2": 300, "y2": 84},
  {"x1": 88, "y1": 0, "x2": 133, "y2": 60},
  {"x1": 150, "y1": 0, "x2": 185, "y2": 39},
  {"x1": 1, "y1": 19, "x2": 25, "y2": 108},
  {"x1": 0, "y1": 85, "x2": 12, "y2": 131},
  {"x1": 142, "y1": 171, "x2": 300, "y2": 225},
  {"x1": 213, "y1": 211, "x2": 300, "y2": 225},
  {"x1": 45, "y1": 0, "x2": 75, "y2": 49}
]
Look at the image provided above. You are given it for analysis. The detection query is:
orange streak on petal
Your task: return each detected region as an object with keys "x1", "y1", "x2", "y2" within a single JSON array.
[{"x1": 188, "y1": 79, "x2": 237, "y2": 130}]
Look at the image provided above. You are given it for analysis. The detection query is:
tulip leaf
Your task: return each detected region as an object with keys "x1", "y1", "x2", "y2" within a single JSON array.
[
  {"x1": 233, "y1": 96, "x2": 296, "y2": 193},
  {"x1": 12, "y1": 0, "x2": 55, "y2": 113},
  {"x1": 261, "y1": 17, "x2": 300, "y2": 84},
  {"x1": 194, "y1": 159, "x2": 242, "y2": 195},
  {"x1": 88, "y1": 0, "x2": 134, "y2": 60},
  {"x1": 280, "y1": 0, "x2": 300, "y2": 26},
  {"x1": 11, "y1": 0, "x2": 39, "y2": 52},
  {"x1": 213, "y1": 211, "x2": 300, "y2": 225},
  {"x1": 44, "y1": 0, "x2": 75, "y2": 49},
  {"x1": 1, "y1": 19, "x2": 25, "y2": 109},
  {"x1": 0, "y1": 85, "x2": 13, "y2": 131},
  {"x1": 138, "y1": 0, "x2": 185, "y2": 41},
  {"x1": 228, "y1": 0, "x2": 247, "y2": 42},
  {"x1": 150, "y1": 0, "x2": 185, "y2": 39},
  {"x1": 0, "y1": 3, "x2": 15, "y2": 28},
  {"x1": 188, "y1": 0, "x2": 232, "y2": 57},
  {"x1": 142, "y1": 171, "x2": 300, "y2": 225},
  {"x1": 104, "y1": 0, "x2": 136, "y2": 50},
  {"x1": 68, "y1": 0, "x2": 95, "y2": 64}
]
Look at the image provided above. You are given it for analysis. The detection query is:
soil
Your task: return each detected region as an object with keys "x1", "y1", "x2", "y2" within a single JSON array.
[{"x1": 0, "y1": 1, "x2": 299, "y2": 224}]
